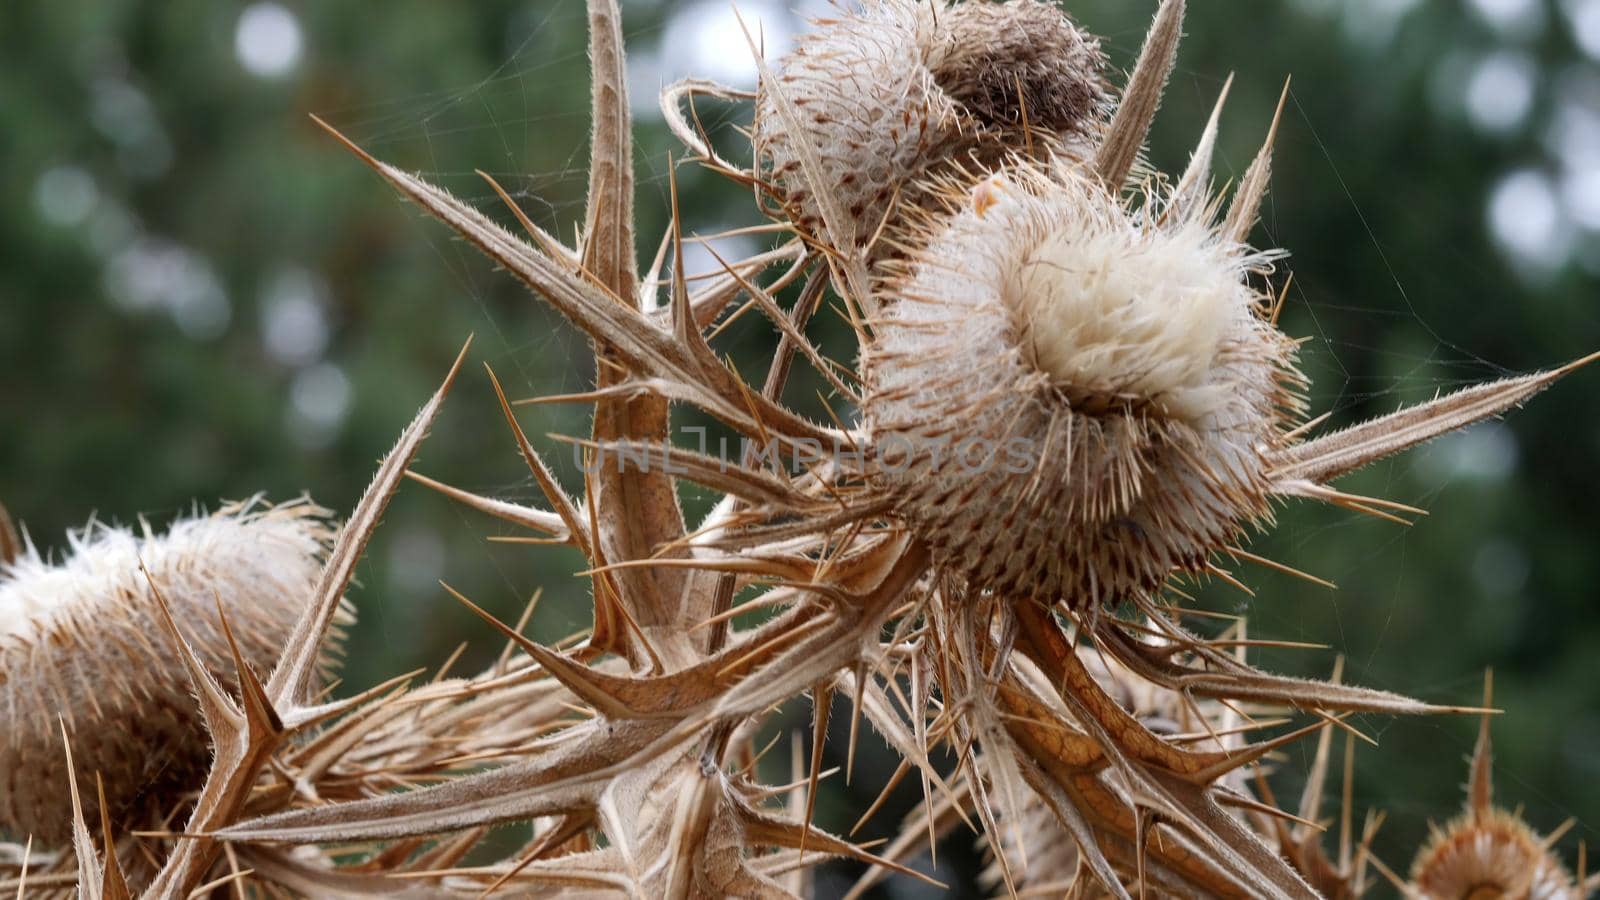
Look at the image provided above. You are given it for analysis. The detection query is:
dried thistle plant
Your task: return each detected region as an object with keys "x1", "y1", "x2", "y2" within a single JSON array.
[{"x1": 4, "y1": 1, "x2": 1596, "y2": 898}]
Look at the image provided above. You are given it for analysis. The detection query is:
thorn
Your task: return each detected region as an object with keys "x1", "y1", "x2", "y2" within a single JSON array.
[
  {"x1": 476, "y1": 169, "x2": 576, "y2": 266},
  {"x1": 799, "y1": 681, "x2": 832, "y2": 862},
  {"x1": 96, "y1": 775, "x2": 131, "y2": 898},
  {"x1": 439, "y1": 580, "x2": 544, "y2": 661},
  {"x1": 1172, "y1": 73, "x2": 1233, "y2": 216},
  {"x1": 1270, "y1": 272, "x2": 1294, "y2": 326},
  {"x1": 1224, "y1": 76, "x2": 1292, "y2": 243},
  {"x1": 1225, "y1": 546, "x2": 1336, "y2": 590},
  {"x1": 1468, "y1": 668, "x2": 1494, "y2": 814},
  {"x1": 1094, "y1": 0, "x2": 1186, "y2": 191},
  {"x1": 1014, "y1": 71, "x2": 1034, "y2": 158},
  {"x1": 212, "y1": 591, "x2": 283, "y2": 735},
  {"x1": 13, "y1": 832, "x2": 31, "y2": 896}
]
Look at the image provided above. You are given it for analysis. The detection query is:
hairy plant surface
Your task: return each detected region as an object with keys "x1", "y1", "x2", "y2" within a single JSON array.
[
  {"x1": 0, "y1": 498, "x2": 338, "y2": 848},
  {"x1": 1, "y1": 1, "x2": 1596, "y2": 898}
]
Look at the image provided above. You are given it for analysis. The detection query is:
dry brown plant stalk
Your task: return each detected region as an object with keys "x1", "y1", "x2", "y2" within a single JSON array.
[{"x1": 3, "y1": 1, "x2": 1597, "y2": 898}]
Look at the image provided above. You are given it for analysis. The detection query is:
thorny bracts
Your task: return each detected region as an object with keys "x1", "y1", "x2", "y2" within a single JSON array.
[{"x1": 4, "y1": 1, "x2": 1597, "y2": 898}]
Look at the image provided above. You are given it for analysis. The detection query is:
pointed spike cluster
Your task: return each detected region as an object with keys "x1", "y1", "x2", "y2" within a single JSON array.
[
  {"x1": 1404, "y1": 670, "x2": 1588, "y2": 899},
  {"x1": 140, "y1": 562, "x2": 289, "y2": 897}
]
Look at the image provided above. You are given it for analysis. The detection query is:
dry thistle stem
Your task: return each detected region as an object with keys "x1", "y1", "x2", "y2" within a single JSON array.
[
  {"x1": 201, "y1": 0, "x2": 1593, "y2": 895},
  {"x1": 0, "y1": 497, "x2": 336, "y2": 845}
]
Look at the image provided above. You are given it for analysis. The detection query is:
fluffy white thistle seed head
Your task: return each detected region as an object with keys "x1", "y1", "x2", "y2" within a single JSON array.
[
  {"x1": 0, "y1": 497, "x2": 337, "y2": 844},
  {"x1": 864, "y1": 164, "x2": 1303, "y2": 606},
  {"x1": 1005, "y1": 201, "x2": 1238, "y2": 422},
  {"x1": 753, "y1": 0, "x2": 1107, "y2": 249}
]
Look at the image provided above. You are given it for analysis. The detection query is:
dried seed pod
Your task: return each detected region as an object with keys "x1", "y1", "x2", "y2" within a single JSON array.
[
  {"x1": 0, "y1": 498, "x2": 337, "y2": 844},
  {"x1": 1410, "y1": 808, "x2": 1577, "y2": 900},
  {"x1": 863, "y1": 164, "x2": 1303, "y2": 606},
  {"x1": 1408, "y1": 675, "x2": 1587, "y2": 900},
  {"x1": 752, "y1": 0, "x2": 1107, "y2": 249}
]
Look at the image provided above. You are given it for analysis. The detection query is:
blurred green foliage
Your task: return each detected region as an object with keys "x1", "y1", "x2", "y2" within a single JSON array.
[{"x1": 3, "y1": 0, "x2": 1597, "y2": 893}]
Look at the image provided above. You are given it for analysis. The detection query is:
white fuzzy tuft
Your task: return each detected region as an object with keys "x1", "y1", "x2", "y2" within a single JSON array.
[
  {"x1": 0, "y1": 501, "x2": 325, "y2": 644},
  {"x1": 863, "y1": 163, "x2": 1302, "y2": 606},
  {"x1": 1005, "y1": 211, "x2": 1245, "y2": 423},
  {"x1": 0, "y1": 496, "x2": 338, "y2": 845}
]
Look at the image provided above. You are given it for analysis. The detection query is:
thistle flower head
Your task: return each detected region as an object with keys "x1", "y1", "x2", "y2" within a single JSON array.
[
  {"x1": 0, "y1": 498, "x2": 336, "y2": 845},
  {"x1": 1406, "y1": 675, "x2": 1590, "y2": 900},
  {"x1": 753, "y1": 0, "x2": 1106, "y2": 248},
  {"x1": 1410, "y1": 808, "x2": 1577, "y2": 900},
  {"x1": 865, "y1": 163, "x2": 1301, "y2": 604}
]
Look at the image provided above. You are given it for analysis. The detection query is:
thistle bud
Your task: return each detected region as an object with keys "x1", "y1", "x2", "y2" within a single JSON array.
[
  {"x1": 753, "y1": 0, "x2": 1107, "y2": 247},
  {"x1": 1409, "y1": 675, "x2": 1587, "y2": 900},
  {"x1": 863, "y1": 164, "x2": 1302, "y2": 606},
  {"x1": 0, "y1": 498, "x2": 336, "y2": 844},
  {"x1": 1409, "y1": 809, "x2": 1578, "y2": 900}
]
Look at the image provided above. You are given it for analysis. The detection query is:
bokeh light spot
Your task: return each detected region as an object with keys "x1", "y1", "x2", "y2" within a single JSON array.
[
  {"x1": 33, "y1": 166, "x2": 99, "y2": 228},
  {"x1": 288, "y1": 362, "x2": 351, "y2": 448},
  {"x1": 1469, "y1": 0, "x2": 1546, "y2": 40},
  {"x1": 235, "y1": 3, "x2": 304, "y2": 79},
  {"x1": 661, "y1": 0, "x2": 792, "y2": 90},
  {"x1": 260, "y1": 266, "x2": 331, "y2": 367},
  {"x1": 1564, "y1": 0, "x2": 1600, "y2": 59},
  {"x1": 1465, "y1": 51, "x2": 1537, "y2": 134},
  {"x1": 104, "y1": 239, "x2": 231, "y2": 339},
  {"x1": 1487, "y1": 168, "x2": 1573, "y2": 272}
]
